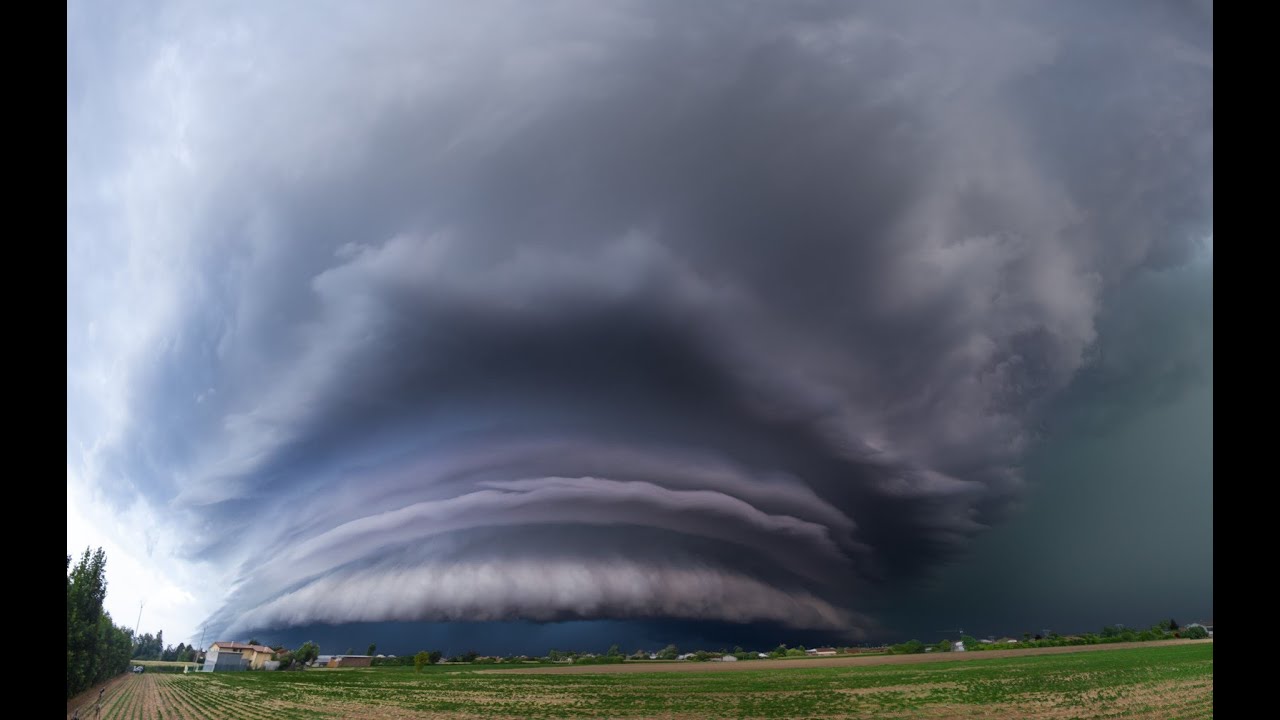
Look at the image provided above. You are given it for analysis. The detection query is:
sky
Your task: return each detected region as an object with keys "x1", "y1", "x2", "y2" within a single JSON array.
[{"x1": 67, "y1": 0, "x2": 1212, "y2": 654}]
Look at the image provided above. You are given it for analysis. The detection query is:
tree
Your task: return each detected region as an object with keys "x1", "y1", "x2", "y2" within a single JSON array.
[
  {"x1": 414, "y1": 651, "x2": 430, "y2": 673},
  {"x1": 657, "y1": 644, "x2": 679, "y2": 660},
  {"x1": 295, "y1": 641, "x2": 319, "y2": 666},
  {"x1": 1183, "y1": 625, "x2": 1208, "y2": 639},
  {"x1": 67, "y1": 547, "x2": 133, "y2": 698},
  {"x1": 428, "y1": 650, "x2": 442, "y2": 665},
  {"x1": 1168, "y1": 618, "x2": 1178, "y2": 631},
  {"x1": 733, "y1": 646, "x2": 743, "y2": 654},
  {"x1": 248, "y1": 638, "x2": 262, "y2": 646},
  {"x1": 889, "y1": 640, "x2": 924, "y2": 655},
  {"x1": 368, "y1": 643, "x2": 377, "y2": 656},
  {"x1": 606, "y1": 644, "x2": 621, "y2": 657}
]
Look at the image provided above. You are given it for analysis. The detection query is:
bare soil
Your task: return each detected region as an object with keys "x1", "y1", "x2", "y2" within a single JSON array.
[{"x1": 66, "y1": 672, "x2": 132, "y2": 719}]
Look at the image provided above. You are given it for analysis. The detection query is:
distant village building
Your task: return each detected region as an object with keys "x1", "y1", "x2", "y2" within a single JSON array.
[
  {"x1": 719, "y1": 655, "x2": 738, "y2": 662},
  {"x1": 951, "y1": 641, "x2": 966, "y2": 652},
  {"x1": 810, "y1": 647, "x2": 838, "y2": 656}
]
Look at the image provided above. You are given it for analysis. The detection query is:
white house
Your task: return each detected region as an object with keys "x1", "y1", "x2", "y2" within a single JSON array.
[
  {"x1": 951, "y1": 641, "x2": 966, "y2": 652},
  {"x1": 719, "y1": 655, "x2": 738, "y2": 662}
]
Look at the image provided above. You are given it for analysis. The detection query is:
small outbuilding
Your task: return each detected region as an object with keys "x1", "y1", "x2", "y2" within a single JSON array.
[{"x1": 327, "y1": 655, "x2": 373, "y2": 668}]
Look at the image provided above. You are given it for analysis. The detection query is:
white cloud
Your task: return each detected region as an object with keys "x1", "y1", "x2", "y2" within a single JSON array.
[{"x1": 66, "y1": 466, "x2": 218, "y2": 646}]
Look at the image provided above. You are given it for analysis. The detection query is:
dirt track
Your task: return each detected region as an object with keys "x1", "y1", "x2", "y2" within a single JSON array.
[
  {"x1": 488, "y1": 638, "x2": 1212, "y2": 675},
  {"x1": 66, "y1": 672, "x2": 133, "y2": 718}
]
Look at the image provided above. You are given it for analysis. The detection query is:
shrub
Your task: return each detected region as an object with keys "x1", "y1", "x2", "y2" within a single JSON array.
[{"x1": 571, "y1": 655, "x2": 625, "y2": 665}]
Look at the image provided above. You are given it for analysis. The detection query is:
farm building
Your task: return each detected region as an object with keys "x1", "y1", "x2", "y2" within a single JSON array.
[
  {"x1": 203, "y1": 641, "x2": 276, "y2": 671},
  {"x1": 327, "y1": 654, "x2": 373, "y2": 668},
  {"x1": 809, "y1": 647, "x2": 838, "y2": 656},
  {"x1": 718, "y1": 655, "x2": 738, "y2": 662}
]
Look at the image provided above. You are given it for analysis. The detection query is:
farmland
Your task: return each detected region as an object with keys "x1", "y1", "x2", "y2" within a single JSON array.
[{"x1": 68, "y1": 641, "x2": 1211, "y2": 719}]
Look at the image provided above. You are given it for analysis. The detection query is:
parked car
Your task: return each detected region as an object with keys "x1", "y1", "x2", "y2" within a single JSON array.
[{"x1": 132, "y1": 665, "x2": 144, "y2": 673}]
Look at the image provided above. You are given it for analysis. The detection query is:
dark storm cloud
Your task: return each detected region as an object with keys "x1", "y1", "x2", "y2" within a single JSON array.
[{"x1": 66, "y1": 0, "x2": 1210, "y2": 641}]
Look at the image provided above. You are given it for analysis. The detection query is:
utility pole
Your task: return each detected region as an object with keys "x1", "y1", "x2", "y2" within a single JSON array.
[{"x1": 134, "y1": 599, "x2": 146, "y2": 638}]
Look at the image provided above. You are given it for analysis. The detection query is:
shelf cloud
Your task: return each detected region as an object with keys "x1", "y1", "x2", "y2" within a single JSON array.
[{"x1": 68, "y1": 0, "x2": 1211, "y2": 642}]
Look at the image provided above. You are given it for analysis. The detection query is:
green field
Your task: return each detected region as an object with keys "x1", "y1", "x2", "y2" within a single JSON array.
[{"x1": 77, "y1": 643, "x2": 1212, "y2": 719}]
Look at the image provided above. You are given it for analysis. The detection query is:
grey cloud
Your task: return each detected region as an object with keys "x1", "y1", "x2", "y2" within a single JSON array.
[
  {"x1": 226, "y1": 560, "x2": 862, "y2": 636},
  {"x1": 67, "y1": 0, "x2": 1211, "y2": 639}
]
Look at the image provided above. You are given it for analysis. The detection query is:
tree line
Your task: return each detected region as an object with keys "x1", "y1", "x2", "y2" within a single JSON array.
[
  {"x1": 67, "y1": 548, "x2": 135, "y2": 698},
  {"x1": 130, "y1": 629, "x2": 201, "y2": 663},
  {"x1": 888, "y1": 619, "x2": 1209, "y2": 655}
]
